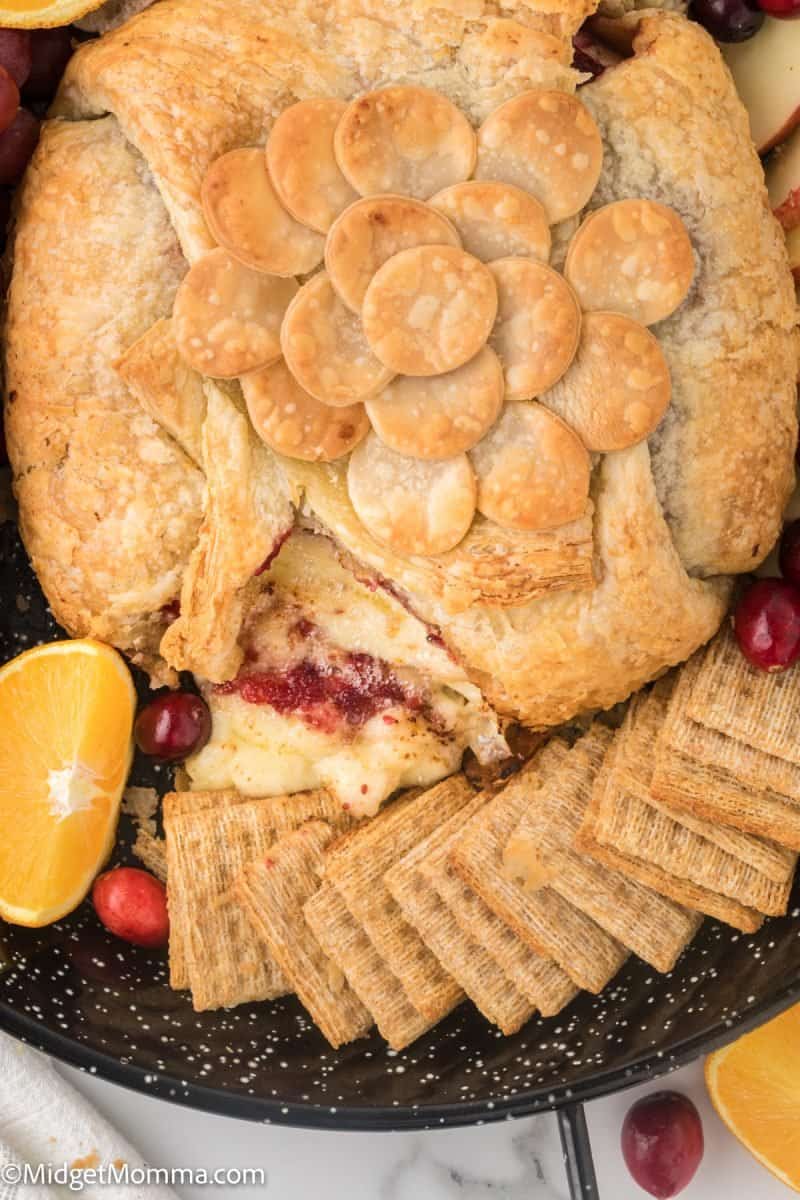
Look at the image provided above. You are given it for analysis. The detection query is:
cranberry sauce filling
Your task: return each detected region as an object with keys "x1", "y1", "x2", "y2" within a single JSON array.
[
  {"x1": 214, "y1": 650, "x2": 424, "y2": 734},
  {"x1": 253, "y1": 526, "x2": 293, "y2": 576}
]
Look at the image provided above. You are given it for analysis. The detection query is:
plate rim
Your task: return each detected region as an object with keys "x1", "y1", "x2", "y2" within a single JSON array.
[{"x1": 2, "y1": 973, "x2": 799, "y2": 1131}]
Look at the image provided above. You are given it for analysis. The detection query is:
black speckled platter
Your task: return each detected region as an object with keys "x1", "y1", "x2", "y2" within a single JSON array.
[{"x1": 2, "y1": 519, "x2": 800, "y2": 1131}]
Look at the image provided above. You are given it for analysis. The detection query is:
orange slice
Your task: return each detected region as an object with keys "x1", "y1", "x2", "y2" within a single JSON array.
[
  {"x1": 705, "y1": 1003, "x2": 800, "y2": 1191},
  {"x1": 0, "y1": 0, "x2": 107, "y2": 28},
  {"x1": 0, "y1": 639, "x2": 136, "y2": 927}
]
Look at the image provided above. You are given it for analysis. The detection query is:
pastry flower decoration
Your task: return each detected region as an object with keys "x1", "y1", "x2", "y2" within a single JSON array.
[{"x1": 173, "y1": 85, "x2": 695, "y2": 558}]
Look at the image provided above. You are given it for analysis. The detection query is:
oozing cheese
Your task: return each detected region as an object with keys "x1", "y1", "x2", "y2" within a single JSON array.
[{"x1": 186, "y1": 531, "x2": 505, "y2": 815}]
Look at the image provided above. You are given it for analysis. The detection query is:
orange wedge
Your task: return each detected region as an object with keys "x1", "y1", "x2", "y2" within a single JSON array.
[
  {"x1": 0, "y1": 0, "x2": 108, "y2": 28},
  {"x1": 706, "y1": 1003, "x2": 800, "y2": 1192},
  {"x1": 0, "y1": 638, "x2": 136, "y2": 927}
]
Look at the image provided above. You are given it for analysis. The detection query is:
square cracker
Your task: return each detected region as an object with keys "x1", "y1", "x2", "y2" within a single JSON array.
[
  {"x1": 429, "y1": 859, "x2": 578, "y2": 1018},
  {"x1": 651, "y1": 750, "x2": 800, "y2": 852},
  {"x1": 597, "y1": 692, "x2": 791, "y2": 915},
  {"x1": 304, "y1": 882, "x2": 434, "y2": 1051},
  {"x1": 449, "y1": 741, "x2": 629, "y2": 993},
  {"x1": 322, "y1": 776, "x2": 477, "y2": 1022},
  {"x1": 685, "y1": 623, "x2": 800, "y2": 766},
  {"x1": 578, "y1": 814, "x2": 764, "y2": 934},
  {"x1": 164, "y1": 789, "x2": 352, "y2": 1006},
  {"x1": 386, "y1": 792, "x2": 534, "y2": 1035},
  {"x1": 237, "y1": 822, "x2": 372, "y2": 1049},
  {"x1": 637, "y1": 683, "x2": 797, "y2": 881},
  {"x1": 578, "y1": 708, "x2": 775, "y2": 929},
  {"x1": 501, "y1": 725, "x2": 701, "y2": 973},
  {"x1": 661, "y1": 649, "x2": 800, "y2": 808},
  {"x1": 387, "y1": 787, "x2": 576, "y2": 1018}
]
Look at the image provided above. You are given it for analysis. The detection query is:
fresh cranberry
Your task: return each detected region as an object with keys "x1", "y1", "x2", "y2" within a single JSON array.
[
  {"x1": 756, "y1": 0, "x2": 800, "y2": 17},
  {"x1": 135, "y1": 691, "x2": 211, "y2": 760},
  {"x1": 621, "y1": 1092, "x2": 704, "y2": 1199},
  {"x1": 733, "y1": 578, "x2": 800, "y2": 671},
  {"x1": 779, "y1": 520, "x2": 800, "y2": 587},
  {"x1": 92, "y1": 867, "x2": 169, "y2": 949}
]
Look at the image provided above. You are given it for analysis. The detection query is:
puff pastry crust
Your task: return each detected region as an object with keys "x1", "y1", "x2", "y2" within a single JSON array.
[{"x1": 4, "y1": 1, "x2": 796, "y2": 727}]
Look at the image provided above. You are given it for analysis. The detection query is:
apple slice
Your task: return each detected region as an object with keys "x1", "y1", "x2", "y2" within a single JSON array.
[
  {"x1": 767, "y1": 126, "x2": 800, "y2": 230},
  {"x1": 786, "y1": 223, "x2": 800, "y2": 283},
  {"x1": 722, "y1": 18, "x2": 800, "y2": 153}
]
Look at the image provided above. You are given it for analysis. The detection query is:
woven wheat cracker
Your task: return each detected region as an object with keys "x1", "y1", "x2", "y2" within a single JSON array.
[
  {"x1": 661, "y1": 635, "x2": 800, "y2": 807},
  {"x1": 633, "y1": 681, "x2": 797, "y2": 883},
  {"x1": 384, "y1": 779, "x2": 576, "y2": 1015},
  {"x1": 579, "y1": 783, "x2": 763, "y2": 933},
  {"x1": 386, "y1": 790, "x2": 533, "y2": 1034},
  {"x1": 503, "y1": 726, "x2": 700, "y2": 972},
  {"x1": 163, "y1": 789, "x2": 352, "y2": 1004},
  {"x1": 322, "y1": 778, "x2": 475, "y2": 1022},
  {"x1": 449, "y1": 743, "x2": 629, "y2": 992},
  {"x1": 304, "y1": 882, "x2": 433, "y2": 1050},
  {"x1": 237, "y1": 822, "x2": 372, "y2": 1048},
  {"x1": 685, "y1": 623, "x2": 800, "y2": 765}
]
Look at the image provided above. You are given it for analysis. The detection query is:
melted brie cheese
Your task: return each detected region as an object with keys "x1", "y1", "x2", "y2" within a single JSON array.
[{"x1": 187, "y1": 531, "x2": 505, "y2": 814}]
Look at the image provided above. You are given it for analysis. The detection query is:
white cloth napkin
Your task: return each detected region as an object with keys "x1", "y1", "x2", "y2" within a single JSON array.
[{"x1": 0, "y1": 1032, "x2": 178, "y2": 1199}]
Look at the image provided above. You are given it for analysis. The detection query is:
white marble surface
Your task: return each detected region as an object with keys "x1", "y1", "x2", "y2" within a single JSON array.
[{"x1": 55, "y1": 1057, "x2": 791, "y2": 1199}]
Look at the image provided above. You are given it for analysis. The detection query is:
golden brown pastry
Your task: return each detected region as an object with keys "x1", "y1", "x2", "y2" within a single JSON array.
[{"x1": 4, "y1": 1, "x2": 797, "y2": 757}]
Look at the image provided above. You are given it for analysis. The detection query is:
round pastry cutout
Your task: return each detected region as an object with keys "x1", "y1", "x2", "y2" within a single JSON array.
[
  {"x1": 266, "y1": 98, "x2": 358, "y2": 234},
  {"x1": 366, "y1": 346, "x2": 504, "y2": 460},
  {"x1": 347, "y1": 432, "x2": 476, "y2": 555},
  {"x1": 429, "y1": 181, "x2": 551, "y2": 264},
  {"x1": 325, "y1": 194, "x2": 462, "y2": 313},
  {"x1": 242, "y1": 359, "x2": 370, "y2": 461},
  {"x1": 488, "y1": 258, "x2": 581, "y2": 399},
  {"x1": 334, "y1": 85, "x2": 477, "y2": 200},
  {"x1": 541, "y1": 311, "x2": 671, "y2": 452},
  {"x1": 362, "y1": 245, "x2": 498, "y2": 376},
  {"x1": 281, "y1": 272, "x2": 394, "y2": 407},
  {"x1": 475, "y1": 90, "x2": 603, "y2": 224},
  {"x1": 564, "y1": 199, "x2": 695, "y2": 325},
  {"x1": 173, "y1": 248, "x2": 298, "y2": 379},
  {"x1": 470, "y1": 400, "x2": 590, "y2": 532},
  {"x1": 201, "y1": 147, "x2": 324, "y2": 276}
]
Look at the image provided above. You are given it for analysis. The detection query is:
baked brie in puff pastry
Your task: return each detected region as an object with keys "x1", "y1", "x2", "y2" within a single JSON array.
[{"x1": 4, "y1": 0, "x2": 798, "y2": 811}]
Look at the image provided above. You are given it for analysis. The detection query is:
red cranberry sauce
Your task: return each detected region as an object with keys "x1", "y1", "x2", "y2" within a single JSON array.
[
  {"x1": 215, "y1": 651, "x2": 423, "y2": 734},
  {"x1": 254, "y1": 526, "x2": 293, "y2": 576}
]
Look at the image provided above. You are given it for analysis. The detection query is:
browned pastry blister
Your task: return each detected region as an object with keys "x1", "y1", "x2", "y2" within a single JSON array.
[{"x1": 236, "y1": 822, "x2": 373, "y2": 1049}]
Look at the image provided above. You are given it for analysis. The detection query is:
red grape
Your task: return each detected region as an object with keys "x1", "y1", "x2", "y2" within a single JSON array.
[
  {"x1": 0, "y1": 30, "x2": 31, "y2": 88},
  {"x1": 734, "y1": 578, "x2": 800, "y2": 671},
  {"x1": 688, "y1": 0, "x2": 764, "y2": 39},
  {"x1": 621, "y1": 1092, "x2": 704, "y2": 1199},
  {"x1": 0, "y1": 108, "x2": 39, "y2": 185},
  {"x1": 0, "y1": 67, "x2": 19, "y2": 138},
  {"x1": 135, "y1": 691, "x2": 212, "y2": 760},
  {"x1": 23, "y1": 28, "x2": 73, "y2": 102},
  {"x1": 757, "y1": 0, "x2": 800, "y2": 15}
]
